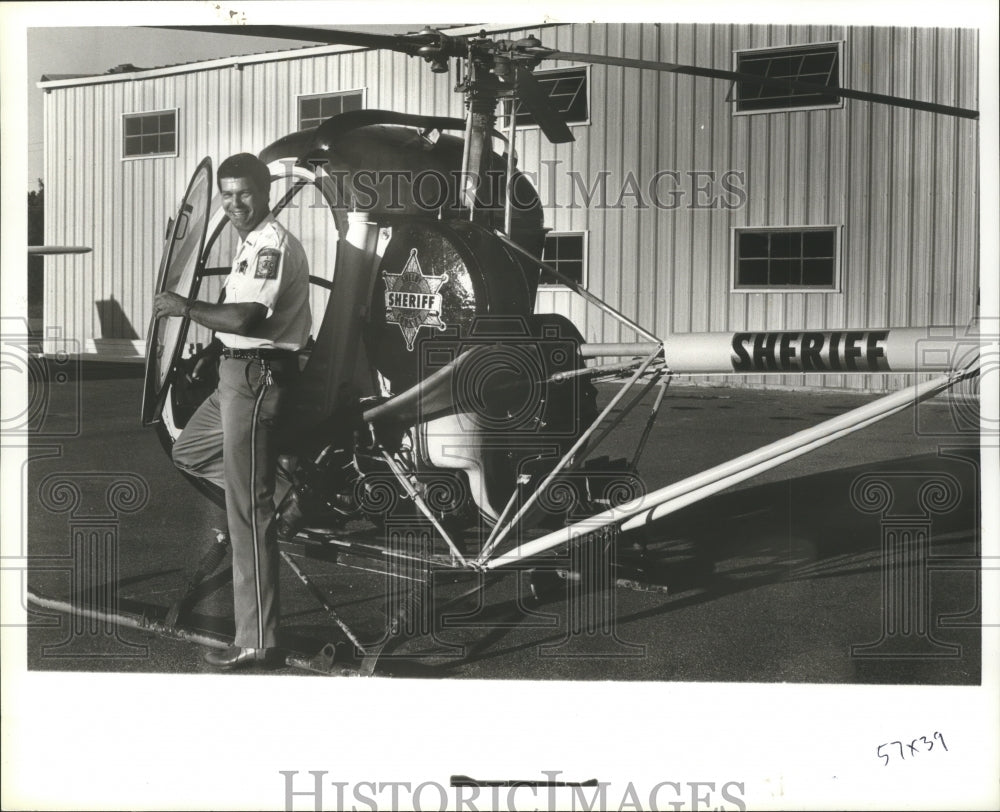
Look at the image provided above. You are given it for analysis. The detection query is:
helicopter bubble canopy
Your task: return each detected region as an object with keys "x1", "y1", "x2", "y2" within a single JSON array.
[
  {"x1": 366, "y1": 220, "x2": 534, "y2": 393},
  {"x1": 141, "y1": 156, "x2": 213, "y2": 426}
]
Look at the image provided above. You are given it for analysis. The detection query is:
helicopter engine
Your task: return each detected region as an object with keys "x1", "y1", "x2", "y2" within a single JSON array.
[{"x1": 362, "y1": 220, "x2": 597, "y2": 527}]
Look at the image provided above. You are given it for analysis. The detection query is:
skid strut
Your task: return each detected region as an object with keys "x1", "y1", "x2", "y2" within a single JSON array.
[
  {"x1": 279, "y1": 550, "x2": 369, "y2": 654},
  {"x1": 164, "y1": 529, "x2": 231, "y2": 627},
  {"x1": 359, "y1": 579, "x2": 427, "y2": 676}
]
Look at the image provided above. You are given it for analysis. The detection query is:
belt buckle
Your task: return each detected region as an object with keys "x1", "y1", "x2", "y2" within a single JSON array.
[{"x1": 223, "y1": 347, "x2": 292, "y2": 361}]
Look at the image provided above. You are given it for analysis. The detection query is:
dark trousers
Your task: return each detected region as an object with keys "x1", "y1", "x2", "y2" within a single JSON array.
[{"x1": 172, "y1": 356, "x2": 296, "y2": 648}]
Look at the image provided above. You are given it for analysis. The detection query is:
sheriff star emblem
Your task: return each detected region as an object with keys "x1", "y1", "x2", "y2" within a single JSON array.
[{"x1": 382, "y1": 248, "x2": 449, "y2": 351}]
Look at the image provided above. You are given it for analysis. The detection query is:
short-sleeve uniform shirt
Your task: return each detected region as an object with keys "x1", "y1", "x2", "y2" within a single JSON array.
[{"x1": 216, "y1": 213, "x2": 312, "y2": 351}]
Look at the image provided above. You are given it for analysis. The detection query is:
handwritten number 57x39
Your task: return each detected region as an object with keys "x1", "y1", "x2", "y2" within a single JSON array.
[{"x1": 878, "y1": 732, "x2": 948, "y2": 766}]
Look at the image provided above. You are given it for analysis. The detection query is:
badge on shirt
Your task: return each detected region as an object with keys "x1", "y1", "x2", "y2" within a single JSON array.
[
  {"x1": 254, "y1": 248, "x2": 281, "y2": 280},
  {"x1": 236, "y1": 259, "x2": 248, "y2": 275}
]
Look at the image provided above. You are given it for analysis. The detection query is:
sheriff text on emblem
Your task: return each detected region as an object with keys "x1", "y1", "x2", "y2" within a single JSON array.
[{"x1": 382, "y1": 248, "x2": 449, "y2": 351}]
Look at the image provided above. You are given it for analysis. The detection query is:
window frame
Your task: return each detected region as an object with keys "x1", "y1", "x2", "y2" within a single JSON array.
[
  {"x1": 502, "y1": 65, "x2": 591, "y2": 132},
  {"x1": 296, "y1": 87, "x2": 367, "y2": 131},
  {"x1": 539, "y1": 230, "x2": 589, "y2": 289},
  {"x1": 121, "y1": 108, "x2": 179, "y2": 161},
  {"x1": 731, "y1": 41, "x2": 844, "y2": 116},
  {"x1": 730, "y1": 225, "x2": 843, "y2": 293}
]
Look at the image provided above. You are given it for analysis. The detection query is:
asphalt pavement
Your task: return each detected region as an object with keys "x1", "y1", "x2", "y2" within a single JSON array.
[{"x1": 21, "y1": 362, "x2": 982, "y2": 684}]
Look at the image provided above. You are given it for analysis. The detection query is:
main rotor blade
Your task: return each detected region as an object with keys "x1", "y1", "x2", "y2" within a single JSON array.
[
  {"x1": 543, "y1": 49, "x2": 979, "y2": 119},
  {"x1": 155, "y1": 25, "x2": 431, "y2": 56},
  {"x1": 509, "y1": 64, "x2": 575, "y2": 143}
]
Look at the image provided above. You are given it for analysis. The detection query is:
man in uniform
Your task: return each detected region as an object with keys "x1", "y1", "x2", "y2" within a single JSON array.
[{"x1": 153, "y1": 152, "x2": 311, "y2": 669}]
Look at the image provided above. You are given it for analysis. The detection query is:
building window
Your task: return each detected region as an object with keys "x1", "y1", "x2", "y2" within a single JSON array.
[
  {"x1": 734, "y1": 43, "x2": 841, "y2": 114},
  {"x1": 733, "y1": 227, "x2": 839, "y2": 290},
  {"x1": 503, "y1": 67, "x2": 589, "y2": 128},
  {"x1": 123, "y1": 110, "x2": 177, "y2": 158},
  {"x1": 298, "y1": 90, "x2": 364, "y2": 130},
  {"x1": 540, "y1": 232, "x2": 586, "y2": 286}
]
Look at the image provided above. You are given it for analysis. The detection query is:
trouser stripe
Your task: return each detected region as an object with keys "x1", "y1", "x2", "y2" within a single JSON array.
[{"x1": 249, "y1": 374, "x2": 268, "y2": 648}]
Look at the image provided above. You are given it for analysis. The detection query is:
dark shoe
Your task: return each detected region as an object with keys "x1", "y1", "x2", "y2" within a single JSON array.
[{"x1": 204, "y1": 645, "x2": 272, "y2": 670}]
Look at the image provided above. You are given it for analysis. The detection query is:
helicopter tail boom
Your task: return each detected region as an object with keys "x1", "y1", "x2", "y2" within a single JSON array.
[
  {"x1": 483, "y1": 360, "x2": 978, "y2": 570},
  {"x1": 576, "y1": 328, "x2": 981, "y2": 376}
]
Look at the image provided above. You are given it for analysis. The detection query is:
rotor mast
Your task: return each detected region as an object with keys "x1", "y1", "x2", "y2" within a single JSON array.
[
  {"x1": 418, "y1": 29, "x2": 542, "y2": 229},
  {"x1": 463, "y1": 38, "x2": 502, "y2": 220},
  {"x1": 439, "y1": 31, "x2": 505, "y2": 224}
]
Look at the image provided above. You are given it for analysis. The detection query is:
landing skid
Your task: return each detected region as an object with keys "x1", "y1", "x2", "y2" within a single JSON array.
[{"x1": 26, "y1": 519, "x2": 692, "y2": 676}]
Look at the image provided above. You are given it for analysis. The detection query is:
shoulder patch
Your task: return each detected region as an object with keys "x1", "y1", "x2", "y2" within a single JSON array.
[{"x1": 254, "y1": 248, "x2": 281, "y2": 280}]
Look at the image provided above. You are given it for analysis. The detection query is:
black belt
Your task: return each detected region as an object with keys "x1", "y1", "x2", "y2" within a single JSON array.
[{"x1": 221, "y1": 347, "x2": 297, "y2": 361}]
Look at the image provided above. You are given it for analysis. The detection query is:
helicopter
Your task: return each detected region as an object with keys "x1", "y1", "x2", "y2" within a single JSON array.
[{"x1": 108, "y1": 23, "x2": 983, "y2": 674}]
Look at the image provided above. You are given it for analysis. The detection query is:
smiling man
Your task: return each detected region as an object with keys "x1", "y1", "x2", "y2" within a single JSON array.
[{"x1": 152, "y1": 152, "x2": 312, "y2": 669}]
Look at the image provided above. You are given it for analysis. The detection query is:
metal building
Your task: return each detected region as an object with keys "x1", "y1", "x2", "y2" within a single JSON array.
[{"x1": 39, "y1": 22, "x2": 979, "y2": 390}]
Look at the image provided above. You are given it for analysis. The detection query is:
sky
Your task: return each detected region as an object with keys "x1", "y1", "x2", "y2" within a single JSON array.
[{"x1": 25, "y1": 24, "x2": 423, "y2": 189}]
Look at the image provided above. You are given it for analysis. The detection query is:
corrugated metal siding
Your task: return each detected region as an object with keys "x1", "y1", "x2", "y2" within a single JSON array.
[
  {"x1": 43, "y1": 23, "x2": 978, "y2": 392},
  {"x1": 516, "y1": 22, "x2": 978, "y2": 392},
  {"x1": 44, "y1": 66, "x2": 248, "y2": 357}
]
